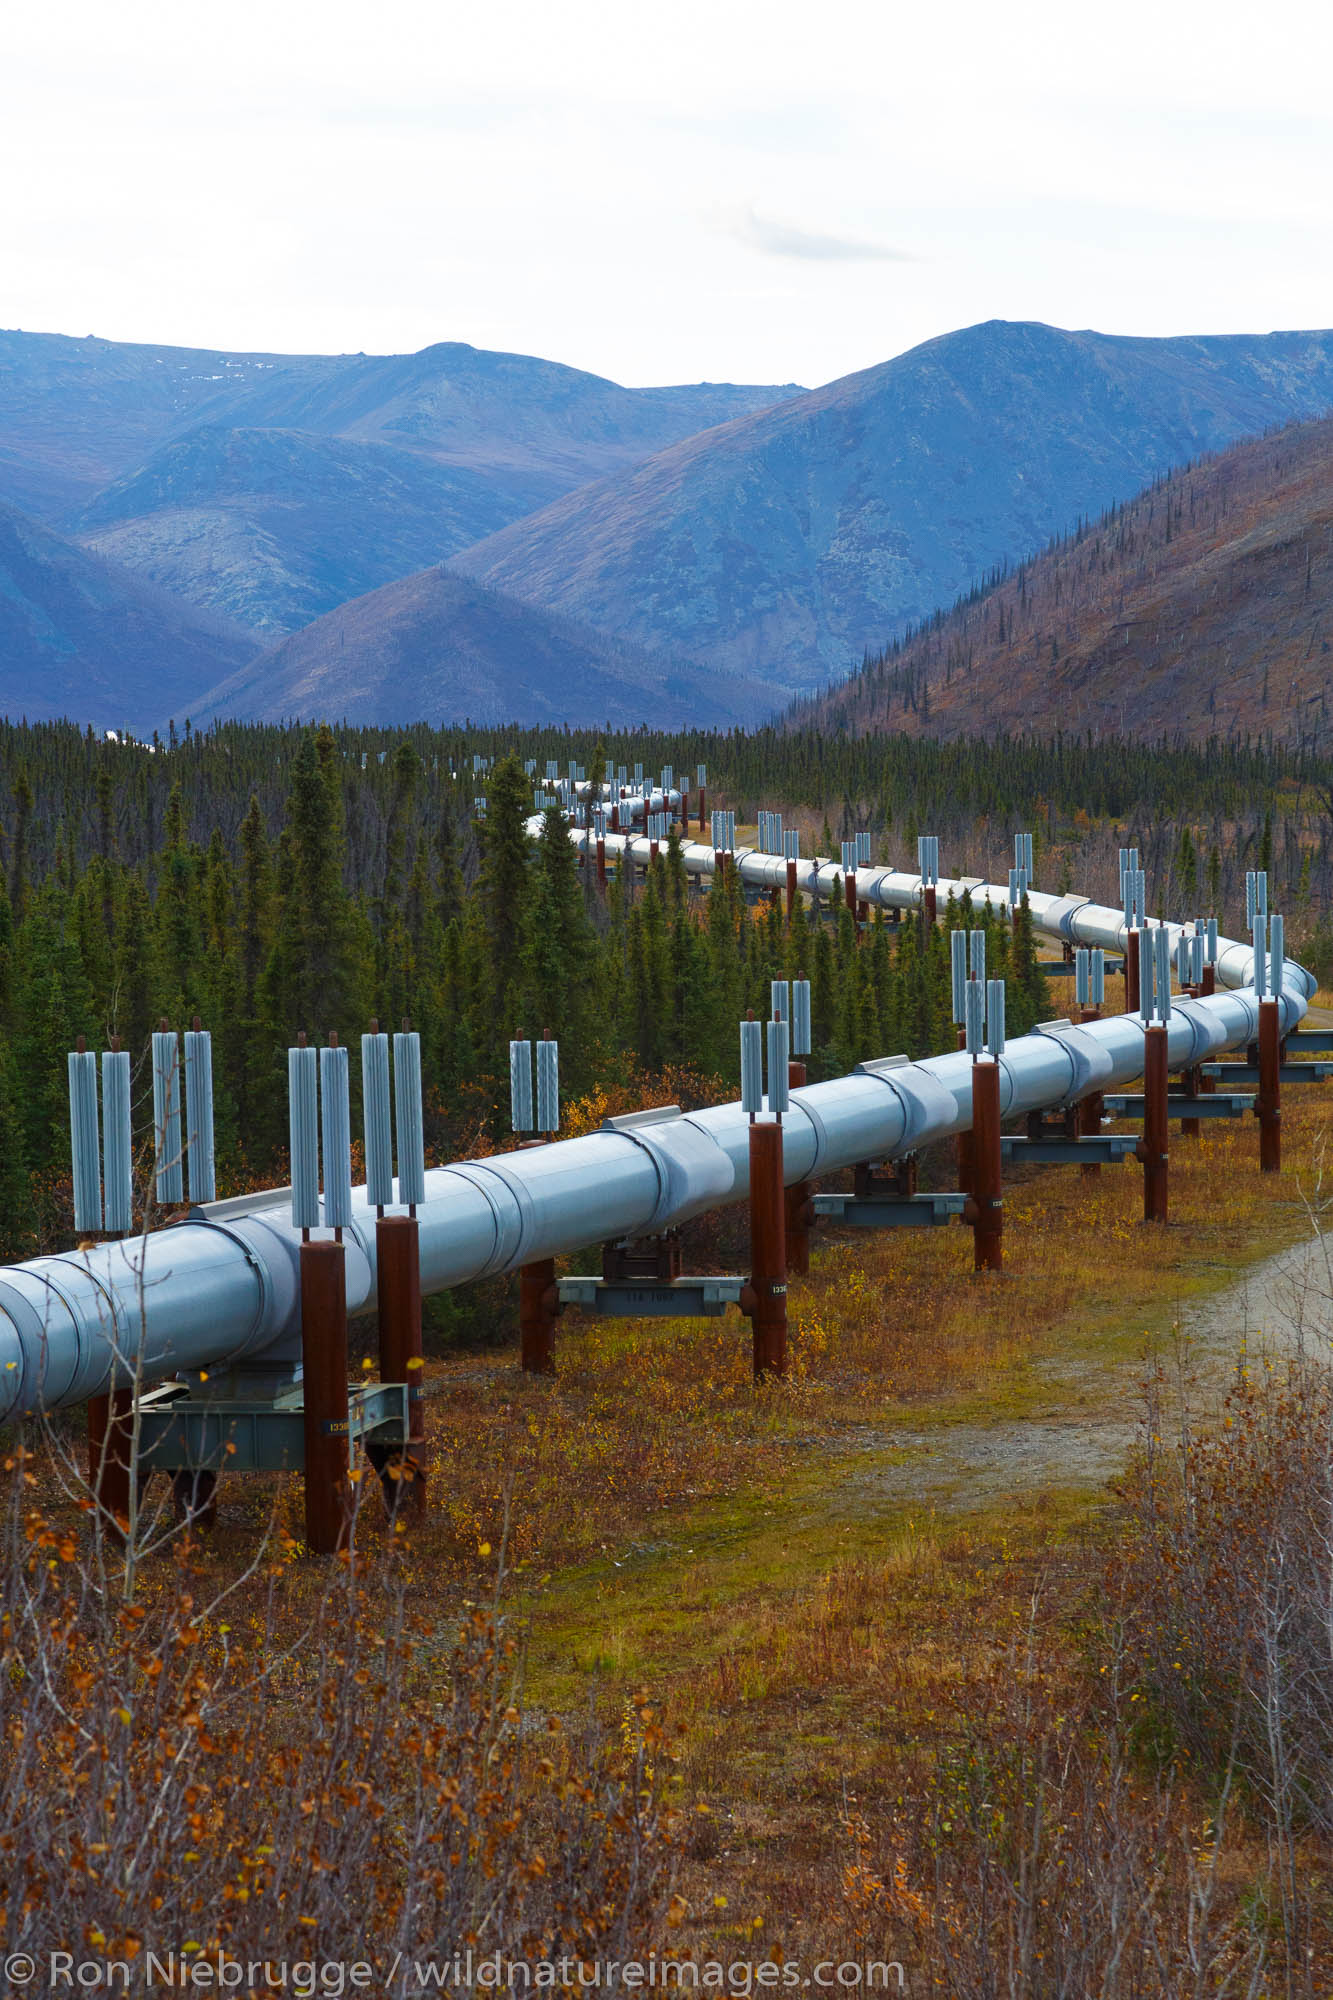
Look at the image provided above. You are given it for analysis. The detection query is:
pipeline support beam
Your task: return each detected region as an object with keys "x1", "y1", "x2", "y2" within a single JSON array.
[
  {"x1": 87, "y1": 1387, "x2": 134, "y2": 1538},
  {"x1": 520, "y1": 1258, "x2": 559, "y2": 1374},
  {"x1": 745, "y1": 1120, "x2": 788, "y2": 1379},
  {"x1": 1258, "y1": 999, "x2": 1281, "y2": 1172},
  {"x1": 299, "y1": 1240, "x2": 351, "y2": 1554},
  {"x1": 1140, "y1": 1025, "x2": 1169, "y2": 1223},
  {"x1": 968, "y1": 1060, "x2": 1003, "y2": 1272}
]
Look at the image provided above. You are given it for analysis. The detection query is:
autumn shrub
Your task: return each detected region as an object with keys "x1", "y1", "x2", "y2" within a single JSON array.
[
  {"x1": 849, "y1": 1701, "x2": 1263, "y2": 1998},
  {"x1": 0, "y1": 1449, "x2": 679, "y2": 1986},
  {"x1": 1113, "y1": 1360, "x2": 1333, "y2": 1841}
]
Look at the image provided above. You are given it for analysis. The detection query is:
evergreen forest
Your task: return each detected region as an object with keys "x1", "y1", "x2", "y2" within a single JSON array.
[{"x1": 0, "y1": 715, "x2": 1329, "y2": 1268}]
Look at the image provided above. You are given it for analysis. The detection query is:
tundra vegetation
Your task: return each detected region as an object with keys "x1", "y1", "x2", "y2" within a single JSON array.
[{"x1": 0, "y1": 715, "x2": 1330, "y2": 1992}]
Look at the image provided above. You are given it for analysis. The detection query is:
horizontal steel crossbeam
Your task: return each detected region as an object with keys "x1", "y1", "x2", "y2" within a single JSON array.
[
  {"x1": 813, "y1": 1191, "x2": 966, "y2": 1228},
  {"x1": 1104, "y1": 1091, "x2": 1254, "y2": 1119},
  {"x1": 133, "y1": 1380, "x2": 408, "y2": 1474},
  {"x1": 1001, "y1": 1134, "x2": 1139, "y2": 1164},
  {"x1": 556, "y1": 1275, "x2": 747, "y2": 1317},
  {"x1": 1199, "y1": 1062, "x2": 1333, "y2": 1085}
]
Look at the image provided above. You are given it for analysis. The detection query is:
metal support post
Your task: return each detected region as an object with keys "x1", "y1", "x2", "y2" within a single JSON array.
[
  {"x1": 783, "y1": 1058, "x2": 812, "y2": 1275},
  {"x1": 968, "y1": 1059, "x2": 1003, "y2": 1271},
  {"x1": 1078, "y1": 1004, "x2": 1103, "y2": 1176},
  {"x1": 1258, "y1": 998, "x2": 1281, "y2": 1172},
  {"x1": 1180, "y1": 1064, "x2": 1203, "y2": 1140},
  {"x1": 745, "y1": 1120, "x2": 788, "y2": 1379},
  {"x1": 375, "y1": 1212, "x2": 426, "y2": 1519},
  {"x1": 1125, "y1": 929, "x2": 1141, "y2": 1015},
  {"x1": 520, "y1": 1256, "x2": 559, "y2": 1374},
  {"x1": 1077, "y1": 1091, "x2": 1103, "y2": 1175},
  {"x1": 596, "y1": 836, "x2": 607, "y2": 888},
  {"x1": 698, "y1": 787, "x2": 707, "y2": 836},
  {"x1": 1139, "y1": 1025, "x2": 1169, "y2": 1223},
  {"x1": 87, "y1": 1387, "x2": 134, "y2": 1538},
  {"x1": 299, "y1": 1238, "x2": 351, "y2": 1554},
  {"x1": 954, "y1": 1025, "x2": 974, "y2": 1194},
  {"x1": 924, "y1": 884, "x2": 937, "y2": 929},
  {"x1": 786, "y1": 857, "x2": 797, "y2": 922}
]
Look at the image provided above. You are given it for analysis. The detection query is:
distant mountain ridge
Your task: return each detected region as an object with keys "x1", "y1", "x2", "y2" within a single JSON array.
[
  {"x1": 0, "y1": 327, "x2": 801, "y2": 641},
  {"x1": 796, "y1": 413, "x2": 1333, "y2": 747},
  {"x1": 0, "y1": 497, "x2": 255, "y2": 732},
  {"x1": 8, "y1": 317, "x2": 1333, "y2": 734},
  {"x1": 194, "y1": 567, "x2": 769, "y2": 730},
  {"x1": 74, "y1": 425, "x2": 548, "y2": 635},
  {"x1": 453, "y1": 320, "x2": 1333, "y2": 699},
  {"x1": 0, "y1": 327, "x2": 802, "y2": 516}
]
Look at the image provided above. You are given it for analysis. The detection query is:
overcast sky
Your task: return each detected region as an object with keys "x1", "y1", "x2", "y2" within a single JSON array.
[{"x1": 4, "y1": 0, "x2": 1332, "y2": 390}]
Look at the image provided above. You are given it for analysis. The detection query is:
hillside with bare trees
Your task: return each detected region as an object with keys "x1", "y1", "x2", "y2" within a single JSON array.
[{"x1": 799, "y1": 414, "x2": 1333, "y2": 749}]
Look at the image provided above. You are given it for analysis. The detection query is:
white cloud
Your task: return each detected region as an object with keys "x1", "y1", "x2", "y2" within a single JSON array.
[
  {"x1": 725, "y1": 206, "x2": 915, "y2": 264},
  {"x1": 0, "y1": 0, "x2": 1331, "y2": 387}
]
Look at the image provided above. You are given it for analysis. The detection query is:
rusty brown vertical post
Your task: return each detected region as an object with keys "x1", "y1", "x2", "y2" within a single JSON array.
[
  {"x1": 1140, "y1": 1025, "x2": 1169, "y2": 1223},
  {"x1": 300, "y1": 1238, "x2": 351, "y2": 1554},
  {"x1": 783, "y1": 1059, "x2": 811, "y2": 1275},
  {"x1": 698, "y1": 786, "x2": 707, "y2": 835},
  {"x1": 1201, "y1": 962, "x2": 1216, "y2": 997},
  {"x1": 1078, "y1": 1005, "x2": 1103, "y2": 1176},
  {"x1": 786, "y1": 857, "x2": 797, "y2": 923},
  {"x1": 713, "y1": 847, "x2": 724, "y2": 886},
  {"x1": 845, "y1": 868, "x2": 858, "y2": 934},
  {"x1": 1125, "y1": 930, "x2": 1141, "y2": 1015},
  {"x1": 377, "y1": 1213, "x2": 424, "y2": 1447},
  {"x1": 1077, "y1": 1088, "x2": 1102, "y2": 1175},
  {"x1": 969, "y1": 1059, "x2": 1003, "y2": 1272},
  {"x1": 954, "y1": 1024, "x2": 975, "y2": 1195},
  {"x1": 87, "y1": 1387, "x2": 135, "y2": 1537},
  {"x1": 519, "y1": 1258, "x2": 558, "y2": 1374},
  {"x1": 1181, "y1": 1064, "x2": 1202, "y2": 1140},
  {"x1": 1257, "y1": 998, "x2": 1281, "y2": 1172},
  {"x1": 596, "y1": 836, "x2": 607, "y2": 889},
  {"x1": 746, "y1": 1119, "x2": 788, "y2": 1379},
  {"x1": 924, "y1": 884, "x2": 937, "y2": 929}
]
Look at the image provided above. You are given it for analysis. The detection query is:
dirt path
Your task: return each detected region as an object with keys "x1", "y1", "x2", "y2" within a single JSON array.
[
  {"x1": 845, "y1": 1004, "x2": 1333, "y2": 1515},
  {"x1": 848, "y1": 1220, "x2": 1332, "y2": 1516}
]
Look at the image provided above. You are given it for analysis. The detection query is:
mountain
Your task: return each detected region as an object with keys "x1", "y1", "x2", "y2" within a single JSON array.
[
  {"x1": 0, "y1": 499, "x2": 256, "y2": 732},
  {"x1": 194, "y1": 568, "x2": 771, "y2": 731},
  {"x1": 797, "y1": 414, "x2": 1333, "y2": 746},
  {"x1": 189, "y1": 341, "x2": 805, "y2": 487},
  {"x1": 0, "y1": 330, "x2": 332, "y2": 516},
  {"x1": 0, "y1": 327, "x2": 801, "y2": 643},
  {"x1": 453, "y1": 320, "x2": 1333, "y2": 702},
  {"x1": 75, "y1": 426, "x2": 553, "y2": 636},
  {"x1": 0, "y1": 327, "x2": 802, "y2": 519}
]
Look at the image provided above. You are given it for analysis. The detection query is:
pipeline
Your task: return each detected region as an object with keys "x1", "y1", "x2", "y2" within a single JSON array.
[{"x1": 0, "y1": 829, "x2": 1314, "y2": 1422}]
